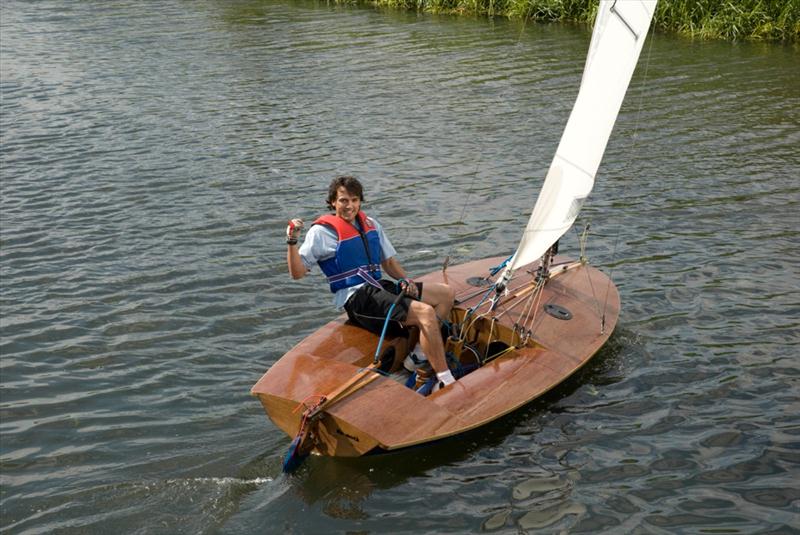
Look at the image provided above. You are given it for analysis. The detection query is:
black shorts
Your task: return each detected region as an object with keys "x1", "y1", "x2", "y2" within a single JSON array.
[{"x1": 343, "y1": 279, "x2": 424, "y2": 336}]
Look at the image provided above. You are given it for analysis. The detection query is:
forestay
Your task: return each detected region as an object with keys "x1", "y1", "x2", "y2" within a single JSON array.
[{"x1": 500, "y1": 0, "x2": 657, "y2": 283}]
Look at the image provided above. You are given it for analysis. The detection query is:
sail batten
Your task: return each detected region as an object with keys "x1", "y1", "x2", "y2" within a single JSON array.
[{"x1": 500, "y1": 0, "x2": 657, "y2": 282}]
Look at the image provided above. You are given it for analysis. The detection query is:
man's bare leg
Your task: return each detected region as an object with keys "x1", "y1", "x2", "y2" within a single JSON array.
[
  {"x1": 405, "y1": 300, "x2": 448, "y2": 376},
  {"x1": 419, "y1": 282, "x2": 455, "y2": 322}
]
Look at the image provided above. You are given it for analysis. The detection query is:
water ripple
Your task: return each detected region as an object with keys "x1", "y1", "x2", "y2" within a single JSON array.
[{"x1": 2, "y1": 0, "x2": 799, "y2": 533}]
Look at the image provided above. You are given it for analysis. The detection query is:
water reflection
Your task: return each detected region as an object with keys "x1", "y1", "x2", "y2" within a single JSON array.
[{"x1": 288, "y1": 424, "x2": 507, "y2": 517}]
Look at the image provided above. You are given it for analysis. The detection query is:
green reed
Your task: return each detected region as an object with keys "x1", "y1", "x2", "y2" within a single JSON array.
[
  {"x1": 351, "y1": 0, "x2": 800, "y2": 42},
  {"x1": 655, "y1": 0, "x2": 799, "y2": 41}
]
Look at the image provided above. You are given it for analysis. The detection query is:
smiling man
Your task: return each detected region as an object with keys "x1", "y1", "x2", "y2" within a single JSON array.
[{"x1": 286, "y1": 175, "x2": 457, "y2": 391}]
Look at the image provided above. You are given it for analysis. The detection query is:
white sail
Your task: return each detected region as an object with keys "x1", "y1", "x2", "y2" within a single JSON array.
[{"x1": 500, "y1": 0, "x2": 657, "y2": 282}]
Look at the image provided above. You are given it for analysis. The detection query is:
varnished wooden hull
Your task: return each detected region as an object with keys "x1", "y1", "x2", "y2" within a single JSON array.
[{"x1": 251, "y1": 256, "x2": 620, "y2": 457}]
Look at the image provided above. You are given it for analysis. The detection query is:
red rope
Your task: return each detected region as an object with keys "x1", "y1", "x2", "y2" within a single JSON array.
[{"x1": 292, "y1": 394, "x2": 326, "y2": 414}]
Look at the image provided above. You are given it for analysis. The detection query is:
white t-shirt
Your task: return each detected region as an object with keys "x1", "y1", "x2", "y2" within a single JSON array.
[{"x1": 298, "y1": 216, "x2": 397, "y2": 309}]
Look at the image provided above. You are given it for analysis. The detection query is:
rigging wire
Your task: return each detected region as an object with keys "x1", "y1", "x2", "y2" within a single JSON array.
[
  {"x1": 521, "y1": 279, "x2": 547, "y2": 335},
  {"x1": 570, "y1": 222, "x2": 604, "y2": 330},
  {"x1": 447, "y1": 160, "x2": 481, "y2": 266},
  {"x1": 447, "y1": 160, "x2": 487, "y2": 307},
  {"x1": 599, "y1": 11, "x2": 658, "y2": 327},
  {"x1": 516, "y1": 278, "x2": 543, "y2": 331}
]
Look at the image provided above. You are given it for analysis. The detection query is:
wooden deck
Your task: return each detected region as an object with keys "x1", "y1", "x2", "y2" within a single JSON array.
[{"x1": 251, "y1": 255, "x2": 620, "y2": 456}]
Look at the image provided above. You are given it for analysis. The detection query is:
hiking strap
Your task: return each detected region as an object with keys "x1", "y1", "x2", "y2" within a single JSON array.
[{"x1": 326, "y1": 265, "x2": 383, "y2": 289}]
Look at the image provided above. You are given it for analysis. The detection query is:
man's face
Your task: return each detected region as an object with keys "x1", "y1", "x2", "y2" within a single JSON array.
[{"x1": 333, "y1": 186, "x2": 361, "y2": 223}]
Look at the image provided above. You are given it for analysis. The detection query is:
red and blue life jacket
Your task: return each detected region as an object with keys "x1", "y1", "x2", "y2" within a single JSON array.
[{"x1": 314, "y1": 211, "x2": 383, "y2": 293}]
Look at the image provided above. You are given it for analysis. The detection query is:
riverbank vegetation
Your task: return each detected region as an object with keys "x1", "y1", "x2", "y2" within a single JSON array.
[{"x1": 357, "y1": 0, "x2": 800, "y2": 42}]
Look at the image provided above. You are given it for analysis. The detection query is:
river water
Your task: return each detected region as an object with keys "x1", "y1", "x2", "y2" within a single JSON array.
[{"x1": 1, "y1": 0, "x2": 798, "y2": 533}]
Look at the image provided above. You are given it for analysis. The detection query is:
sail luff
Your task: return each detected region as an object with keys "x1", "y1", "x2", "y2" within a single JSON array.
[{"x1": 500, "y1": 0, "x2": 657, "y2": 282}]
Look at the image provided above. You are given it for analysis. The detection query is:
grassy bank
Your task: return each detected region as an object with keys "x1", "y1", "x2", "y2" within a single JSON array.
[{"x1": 354, "y1": 0, "x2": 800, "y2": 42}]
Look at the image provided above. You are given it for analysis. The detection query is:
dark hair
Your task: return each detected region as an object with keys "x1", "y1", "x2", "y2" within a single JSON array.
[{"x1": 326, "y1": 175, "x2": 364, "y2": 211}]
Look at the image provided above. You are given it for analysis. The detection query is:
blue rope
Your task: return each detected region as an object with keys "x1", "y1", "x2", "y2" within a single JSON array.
[
  {"x1": 489, "y1": 254, "x2": 513, "y2": 276},
  {"x1": 468, "y1": 284, "x2": 496, "y2": 315},
  {"x1": 373, "y1": 291, "x2": 405, "y2": 364}
]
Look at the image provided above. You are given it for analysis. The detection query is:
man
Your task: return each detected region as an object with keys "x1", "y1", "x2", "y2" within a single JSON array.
[{"x1": 286, "y1": 175, "x2": 457, "y2": 390}]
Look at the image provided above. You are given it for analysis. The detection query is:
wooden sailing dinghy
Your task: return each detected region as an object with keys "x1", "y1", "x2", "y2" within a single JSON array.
[{"x1": 252, "y1": 0, "x2": 657, "y2": 461}]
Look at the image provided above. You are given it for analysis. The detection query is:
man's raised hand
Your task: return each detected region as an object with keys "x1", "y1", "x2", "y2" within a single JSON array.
[{"x1": 286, "y1": 219, "x2": 304, "y2": 243}]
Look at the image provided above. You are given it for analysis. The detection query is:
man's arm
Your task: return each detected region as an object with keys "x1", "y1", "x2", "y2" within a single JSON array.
[
  {"x1": 288, "y1": 244, "x2": 307, "y2": 279},
  {"x1": 381, "y1": 256, "x2": 406, "y2": 280},
  {"x1": 382, "y1": 256, "x2": 421, "y2": 299},
  {"x1": 287, "y1": 218, "x2": 308, "y2": 279}
]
